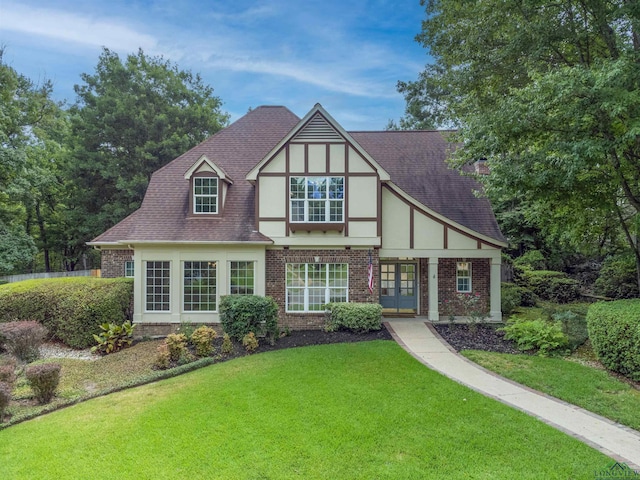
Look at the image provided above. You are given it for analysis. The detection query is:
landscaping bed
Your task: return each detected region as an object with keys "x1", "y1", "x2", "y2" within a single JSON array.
[{"x1": 432, "y1": 323, "x2": 520, "y2": 354}]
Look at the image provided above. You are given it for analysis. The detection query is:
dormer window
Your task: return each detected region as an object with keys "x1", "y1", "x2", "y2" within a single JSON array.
[
  {"x1": 290, "y1": 176, "x2": 344, "y2": 223},
  {"x1": 194, "y1": 177, "x2": 218, "y2": 214}
]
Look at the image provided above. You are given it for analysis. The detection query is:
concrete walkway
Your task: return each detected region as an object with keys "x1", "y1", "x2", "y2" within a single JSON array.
[{"x1": 385, "y1": 319, "x2": 640, "y2": 469}]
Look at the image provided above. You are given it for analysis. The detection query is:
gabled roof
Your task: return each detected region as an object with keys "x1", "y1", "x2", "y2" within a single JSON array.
[
  {"x1": 91, "y1": 106, "x2": 300, "y2": 244},
  {"x1": 246, "y1": 103, "x2": 390, "y2": 182},
  {"x1": 91, "y1": 104, "x2": 505, "y2": 246},
  {"x1": 184, "y1": 155, "x2": 233, "y2": 184},
  {"x1": 351, "y1": 130, "x2": 505, "y2": 243}
]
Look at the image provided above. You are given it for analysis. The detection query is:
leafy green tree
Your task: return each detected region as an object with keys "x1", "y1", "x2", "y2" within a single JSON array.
[
  {"x1": 68, "y1": 48, "x2": 229, "y2": 242},
  {"x1": 401, "y1": 0, "x2": 640, "y2": 288}
]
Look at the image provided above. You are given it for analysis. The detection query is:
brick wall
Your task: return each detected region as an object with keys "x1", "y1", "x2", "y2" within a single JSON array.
[
  {"x1": 265, "y1": 248, "x2": 379, "y2": 329},
  {"x1": 100, "y1": 249, "x2": 133, "y2": 278},
  {"x1": 438, "y1": 258, "x2": 490, "y2": 316}
]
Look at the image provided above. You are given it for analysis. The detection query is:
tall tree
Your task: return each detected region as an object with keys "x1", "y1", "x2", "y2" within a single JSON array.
[
  {"x1": 401, "y1": 0, "x2": 640, "y2": 285},
  {"x1": 68, "y1": 48, "x2": 229, "y2": 244}
]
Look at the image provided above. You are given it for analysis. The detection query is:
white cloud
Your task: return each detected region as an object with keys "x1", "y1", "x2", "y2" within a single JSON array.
[{"x1": 1, "y1": 2, "x2": 157, "y2": 52}]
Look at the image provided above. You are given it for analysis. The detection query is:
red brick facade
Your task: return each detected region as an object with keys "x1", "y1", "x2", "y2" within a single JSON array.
[
  {"x1": 265, "y1": 248, "x2": 379, "y2": 329},
  {"x1": 438, "y1": 258, "x2": 490, "y2": 317},
  {"x1": 100, "y1": 249, "x2": 133, "y2": 278}
]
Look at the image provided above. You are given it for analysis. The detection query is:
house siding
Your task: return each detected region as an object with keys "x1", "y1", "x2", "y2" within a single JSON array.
[
  {"x1": 100, "y1": 249, "x2": 133, "y2": 278},
  {"x1": 265, "y1": 248, "x2": 379, "y2": 329}
]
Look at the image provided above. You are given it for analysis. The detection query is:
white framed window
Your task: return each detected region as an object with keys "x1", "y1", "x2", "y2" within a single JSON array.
[
  {"x1": 145, "y1": 261, "x2": 170, "y2": 312},
  {"x1": 290, "y1": 176, "x2": 344, "y2": 223},
  {"x1": 124, "y1": 260, "x2": 134, "y2": 278},
  {"x1": 286, "y1": 263, "x2": 348, "y2": 312},
  {"x1": 456, "y1": 262, "x2": 472, "y2": 293},
  {"x1": 193, "y1": 177, "x2": 218, "y2": 214},
  {"x1": 183, "y1": 261, "x2": 217, "y2": 312},
  {"x1": 229, "y1": 261, "x2": 255, "y2": 295}
]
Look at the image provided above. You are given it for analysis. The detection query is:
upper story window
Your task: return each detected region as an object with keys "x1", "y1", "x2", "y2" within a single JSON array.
[
  {"x1": 194, "y1": 177, "x2": 218, "y2": 214},
  {"x1": 290, "y1": 176, "x2": 344, "y2": 223}
]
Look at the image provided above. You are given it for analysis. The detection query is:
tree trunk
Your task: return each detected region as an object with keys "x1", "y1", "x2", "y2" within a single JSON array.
[{"x1": 35, "y1": 201, "x2": 51, "y2": 272}]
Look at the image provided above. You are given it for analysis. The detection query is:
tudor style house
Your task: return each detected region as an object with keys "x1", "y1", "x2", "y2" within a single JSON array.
[{"x1": 90, "y1": 104, "x2": 506, "y2": 336}]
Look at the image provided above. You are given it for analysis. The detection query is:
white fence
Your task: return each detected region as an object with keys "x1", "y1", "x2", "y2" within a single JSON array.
[{"x1": 0, "y1": 270, "x2": 98, "y2": 284}]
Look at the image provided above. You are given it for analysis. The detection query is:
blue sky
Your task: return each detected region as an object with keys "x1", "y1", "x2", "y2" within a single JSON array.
[{"x1": 0, "y1": 0, "x2": 428, "y2": 130}]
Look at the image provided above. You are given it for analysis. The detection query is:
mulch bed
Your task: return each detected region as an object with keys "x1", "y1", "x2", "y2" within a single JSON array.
[{"x1": 432, "y1": 323, "x2": 520, "y2": 354}]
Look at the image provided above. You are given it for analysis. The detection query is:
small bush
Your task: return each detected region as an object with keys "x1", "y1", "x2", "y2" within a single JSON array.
[
  {"x1": 587, "y1": 300, "x2": 640, "y2": 381},
  {"x1": 518, "y1": 270, "x2": 580, "y2": 303},
  {"x1": 0, "y1": 277, "x2": 134, "y2": 348},
  {"x1": 0, "y1": 364, "x2": 16, "y2": 385},
  {"x1": 25, "y1": 363, "x2": 61, "y2": 404},
  {"x1": 190, "y1": 326, "x2": 217, "y2": 357},
  {"x1": 242, "y1": 332, "x2": 259, "y2": 353},
  {"x1": 165, "y1": 333, "x2": 188, "y2": 362},
  {"x1": 0, "y1": 381, "x2": 11, "y2": 422},
  {"x1": 550, "y1": 310, "x2": 588, "y2": 351},
  {"x1": 324, "y1": 303, "x2": 383, "y2": 333},
  {"x1": 501, "y1": 283, "x2": 521, "y2": 316},
  {"x1": 154, "y1": 343, "x2": 171, "y2": 370},
  {"x1": 0, "y1": 321, "x2": 48, "y2": 362},
  {"x1": 500, "y1": 316, "x2": 569, "y2": 356},
  {"x1": 219, "y1": 295, "x2": 279, "y2": 343},
  {"x1": 221, "y1": 333, "x2": 234, "y2": 356},
  {"x1": 91, "y1": 321, "x2": 135, "y2": 355},
  {"x1": 594, "y1": 254, "x2": 639, "y2": 299}
]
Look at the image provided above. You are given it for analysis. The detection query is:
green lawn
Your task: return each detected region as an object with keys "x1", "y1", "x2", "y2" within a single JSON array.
[
  {"x1": 0, "y1": 341, "x2": 611, "y2": 479},
  {"x1": 463, "y1": 349, "x2": 640, "y2": 431}
]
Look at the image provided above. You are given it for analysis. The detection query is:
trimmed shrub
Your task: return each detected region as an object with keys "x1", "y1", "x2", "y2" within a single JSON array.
[
  {"x1": 500, "y1": 316, "x2": 568, "y2": 356},
  {"x1": 0, "y1": 321, "x2": 48, "y2": 362},
  {"x1": 153, "y1": 343, "x2": 171, "y2": 370},
  {"x1": 190, "y1": 326, "x2": 217, "y2": 357},
  {"x1": 0, "y1": 277, "x2": 134, "y2": 348},
  {"x1": 518, "y1": 270, "x2": 580, "y2": 303},
  {"x1": 587, "y1": 300, "x2": 640, "y2": 381},
  {"x1": 91, "y1": 321, "x2": 135, "y2": 355},
  {"x1": 501, "y1": 283, "x2": 521, "y2": 316},
  {"x1": 0, "y1": 381, "x2": 11, "y2": 422},
  {"x1": 165, "y1": 333, "x2": 188, "y2": 362},
  {"x1": 594, "y1": 254, "x2": 639, "y2": 299},
  {"x1": 242, "y1": 332, "x2": 259, "y2": 353},
  {"x1": 324, "y1": 303, "x2": 382, "y2": 333},
  {"x1": 25, "y1": 363, "x2": 61, "y2": 404},
  {"x1": 221, "y1": 333, "x2": 234, "y2": 356},
  {"x1": 219, "y1": 295, "x2": 279, "y2": 343},
  {"x1": 514, "y1": 250, "x2": 546, "y2": 270}
]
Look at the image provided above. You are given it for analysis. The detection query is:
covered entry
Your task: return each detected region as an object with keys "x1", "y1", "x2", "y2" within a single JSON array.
[{"x1": 380, "y1": 262, "x2": 417, "y2": 314}]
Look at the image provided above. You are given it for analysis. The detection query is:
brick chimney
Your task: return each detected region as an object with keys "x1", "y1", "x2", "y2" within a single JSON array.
[{"x1": 474, "y1": 159, "x2": 490, "y2": 175}]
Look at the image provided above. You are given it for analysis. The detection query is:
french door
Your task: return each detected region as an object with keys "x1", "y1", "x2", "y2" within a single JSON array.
[{"x1": 380, "y1": 262, "x2": 417, "y2": 313}]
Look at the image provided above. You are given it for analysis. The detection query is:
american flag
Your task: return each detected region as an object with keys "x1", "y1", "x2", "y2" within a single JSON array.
[{"x1": 367, "y1": 250, "x2": 374, "y2": 294}]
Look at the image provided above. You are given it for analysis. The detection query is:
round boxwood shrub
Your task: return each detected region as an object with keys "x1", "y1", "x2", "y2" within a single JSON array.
[
  {"x1": 219, "y1": 295, "x2": 279, "y2": 343},
  {"x1": 587, "y1": 300, "x2": 640, "y2": 381}
]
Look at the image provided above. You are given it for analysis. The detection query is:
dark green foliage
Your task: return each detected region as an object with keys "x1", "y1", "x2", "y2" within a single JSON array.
[
  {"x1": 25, "y1": 363, "x2": 61, "y2": 404},
  {"x1": 587, "y1": 301, "x2": 640, "y2": 381},
  {"x1": 594, "y1": 254, "x2": 639, "y2": 299},
  {"x1": 0, "y1": 381, "x2": 11, "y2": 422},
  {"x1": 242, "y1": 332, "x2": 259, "y2": 353},
  {"x1": 0, "y1": 278, "x2": 133, "y2": 348},
  {"x1": 518, "y1": 270, "x2": 580, "y2": 303},
  {"x1": 324, "y1": 303, "x2": 383, "y2": 333},
  {"x1": 91, "y1": 321, "x2": 135, "y2": 355},
  {"x1": 501, "y1": 283, "x2": 521, "y2": 316},
  {"x1": 500, "y1": 316, "x2": 568, "y2": 356},
  {"x1": 0, "y1": 321, "x2": 47, "y2": 362},
  {"x1": 551, "y1": 311, "x2": 588, "y2": 351},
  {"x1": 219, "y1": 295, "x2": 279, "y2": 343},
  {"x1": 190, "y1": 326, "x2": 217, "y2": 357}
]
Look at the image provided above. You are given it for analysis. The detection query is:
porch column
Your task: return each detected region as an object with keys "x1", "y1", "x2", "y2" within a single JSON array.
[
  {"x1": 490, "y1": 256, "x2": 502, "y2": 322},
  {"x1": 428, "y1": 257, "x2": 439, "y2": 321}
]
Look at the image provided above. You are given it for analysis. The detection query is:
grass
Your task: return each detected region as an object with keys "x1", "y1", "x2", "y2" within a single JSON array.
[
  {"x1": 0, "y1": 341, "x2": 611, "y2": 479},
  {"x1": 462, "y1": 347, "x2": 640, "y2": 431}
]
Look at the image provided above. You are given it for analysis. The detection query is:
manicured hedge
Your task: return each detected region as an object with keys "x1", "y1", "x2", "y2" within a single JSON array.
[
  {"x1": 587, "y1": 300, "x2": 640, "y2": 381},
  {"x1": 518, "y1": 270, "x2": 580, "y2": 303},
  {"x1": 219, "y1": 295, "x2": 279, "y2": 343},
  {"x1": 0, "y1": 277, "x2": 133, "y2": 348},
  {"x1": 324, "y1": 303, "x2": 382, "y2": 333}
]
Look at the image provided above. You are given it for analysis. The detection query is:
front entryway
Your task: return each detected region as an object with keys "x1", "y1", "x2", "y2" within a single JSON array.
[{"x1": 380, "y1": 262, "x2": 417, "y2": 314}]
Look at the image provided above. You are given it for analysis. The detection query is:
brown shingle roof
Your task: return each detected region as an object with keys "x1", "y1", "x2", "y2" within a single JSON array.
[
  {"x1": 92, "y1": 106, "x2": 504, "y2": 245},
  {"x1": 351, "y1": 130, "x2": 505, "y2": 243},
  {"x1": 92, "y1": 106, "x2": 300, "y2": 243}
]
